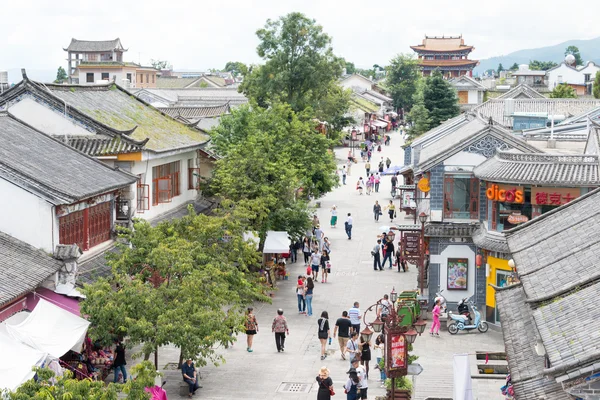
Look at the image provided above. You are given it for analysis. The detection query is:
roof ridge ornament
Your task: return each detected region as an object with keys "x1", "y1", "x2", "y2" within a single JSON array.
[{"x1": 21, "y1": 68, "x2": 28, "y2": 81}]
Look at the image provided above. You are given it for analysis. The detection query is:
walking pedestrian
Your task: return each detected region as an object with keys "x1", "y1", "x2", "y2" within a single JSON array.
[
  {"x1": 373, "y1": 201, "x2": 381, "y2": 222},
  {"x1": 359, "y1": 336, "x2": 372, "y2": 379},
  {"x1": 317, "y1": 311, "x2": 331, "y2": 360},
  {"x1": 372, "y1": 240, "x2": 382, "y2": 271},
  {"x1": 244, "y1": 307, "x2": 258, "y2": 352},
  {"x1": 323, "y1": 237, "x2": 332, "y2": 255},
  {"x1": 345, "y1": 213, "x2": 353, "y2": 240},
  {"x1": 341, "y1": 166, "x2": 347, "y2": 185},
  {"x1": 356, "y1": 177, "x2": 364, "y2": 195},
  {"x1": 430, "y1": 299, "x2": 441, "y2": 336},
  {"x1": 344, "y1": 367, "x2": 360, "y2": 400},
  {"x1": 374, "y1": 173, "x2": 380, "y2": 193},
  {"x1": 346, "y1": 332, "x2": 361, "y2": 365},
  {"x1": 320, "y1": 251, "x2": 330, "y2": 283},
  {"x1": 374, "y1": 334, "x2": 386, "y2": 384},
  {"x1": 334, "y1": 311, "x2": 352, "y2": 360},
  {"x1": 385, "y1": 157, "x2": 391, "y2": 169},
  {"x1": 347, "y1": 159, "x2": 352, "y2": 176},
  {"x1": 377, "y1": 294, "x2": 393, "y2": 323},
  {"x1": 355, "y1": 358, "x2": 369, "y2": 399},
  {"x1": 112, "y1": 339, "x2": 127, "y2": 383},
  {"x1": 316, "y1": 367, "x2": 334, "y2": 400},
  {"x1": 181, "y1": 358, "x2": 201, "y2": 398},
  {"x1": 378, "y1": 159, "x2": 384, "y2": 173},
  {"x1": 272, "y1": 308, "x2": 289, "y2": 352},
  {"x1": 366, "y1": 175, "x2": 373, "y2": 195},
  {"x1": 391, "y1": 173, "x2": 398, "y2": 197},
  {"x1": 297, "y1": 276, "x2": 306, "y2": 314},
  {"x1": 330, "y1": 206, "x2": 338, "y2": 228},
  {"x1": 306, "y1": 277, "x2": 314, "y2": 316},
  {"x1": 367, "y1": 149, "x2": 372, "y2": 162},
  {"x1": 348, "y1": 302, "x2": 362, "y2": 334},
  {"x1": 365, "y1": 161, "x2": 371, "y2": 176},
  {"x1": 382, "y1": 240, "x2": 394, "y2": 269},
  {"x1": 385, "y1": 200, "x2": 396, "y2": 222},
  {"x1": 314, "y1": 225, "x2": 324, "y2": 251},
  {"x1": 290, "y1": 240, "x2": 298, "y2": 264},
  {"x1": 303, "y1": 238, "x2": 311, "y2": 264},
  {"x1": 310, "y1": 250, "x2": 322, "y2": 282}
]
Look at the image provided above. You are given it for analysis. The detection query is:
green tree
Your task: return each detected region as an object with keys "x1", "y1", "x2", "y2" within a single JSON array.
[
  {"x1": 385, "y1": 54, "x2": 419, "y2": 110},
  {"x1": 345, "y1": 61, "x2": 356, "y2": 75},
  {"x1": 509, "y1": 63, "x2": 519, "y2": 71},
  {"x1": 593, "y1": 71, "x2": 600, "y2": 99},
  {"x1": 81, "y1": 211, "x2": 269, "y2": 369},
  {"x1": 6, "y1": 362, "x2": 158, "y2": 399},
  {"x1": 54, "y1": 66, "x2": 68, "y2": 83},
  {"x1": 407, "y1": 102, "x2": 432, "y2": 140},
  {"x1": 549, "y1": 83, "x2": 577, "y2": 98},
  {"x1": 529, "y1": 60, "x2": 558, "y2": 71},
  {"x1": 150, "y1": 59, "x2": 168, "y2": 70},
  {"x1": 314, "y1": 85, "x2": 354, "y2": 140},
  {"x1": 497, "y1": 63, "x2": 504, "y2": 75},
  {"x1": 241, "y1": 12, "x2": 344, "y2": 112},
  {"x1": 223, "y1": 61, "x2": 248, "y2": 77},
  {"x1": 565, "y1": 45, "x2": 583, "y2": 66},
  {"x1": 422, "y1": 70, "x2": 460, "y2": 127}
]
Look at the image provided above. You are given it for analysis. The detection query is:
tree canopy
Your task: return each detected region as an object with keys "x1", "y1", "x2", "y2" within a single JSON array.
[
  {"x1": 422, "y1": 70, "x2": 460, "y2": 127},
  {"x1": 385, "y1": 54, "x2": 419, "y2": 111},
  {"x1": 55, "y1": 66, "x2": 68, "y2": 83},
  {"x1": 497, "y1": 63, "x2": 504, "y2": 75},
  {"x1": 509, "y1": 63, "x2": 519, "y2": 71},
  {"x1": 344, "y1": 61, "x2": 356, "y2": 75},
  {"x1": 549, "y1": 83, "x2": 577, "y2": 98},
  {"x1": 223, "y1": 61, "x2": 248, "y2": 77},
  {"x1": 150, "y1": 60, "x2": 168, "y2": 70},
  {"x1": 565, "y1": 45, "x2": 583, "y2": 66},
  {"x1": 529, "y1": 60, "x2": 558, "y2": 71},
  {"x1": 593, "y1": 71, "x2": 600, "y2": 99},
  {"x1": 81, "y1": 210, "x2": 269, "y2": 368}
]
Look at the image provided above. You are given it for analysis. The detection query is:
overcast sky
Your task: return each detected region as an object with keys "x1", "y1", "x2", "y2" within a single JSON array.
[{"x1": 2, "y1": 0, "x2": 599, "y2": 75}]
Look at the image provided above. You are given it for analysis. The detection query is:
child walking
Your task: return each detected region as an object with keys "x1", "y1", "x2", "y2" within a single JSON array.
[{"x1": 430, "y1": 299, "x2": 441, "y2": 336}]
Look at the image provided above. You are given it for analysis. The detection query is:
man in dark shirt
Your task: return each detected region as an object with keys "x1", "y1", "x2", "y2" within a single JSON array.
[
  {"x1": 333, "y1": 311, "x2": 353, "y2": 360},
  {"x1": 383, "y1": 240, "x2": 395, "y2": 269},
  {"x1": 182, "y1": 358, "x2": 201, "y2": 398}
]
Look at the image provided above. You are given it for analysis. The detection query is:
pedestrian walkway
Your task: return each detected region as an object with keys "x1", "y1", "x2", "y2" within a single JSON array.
[{"x1": 148, "y1": 131, "x2": 505, "y2": 399}]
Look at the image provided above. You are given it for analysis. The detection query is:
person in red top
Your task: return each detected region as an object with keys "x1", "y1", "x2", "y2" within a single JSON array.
[{"x1": 430, "y1": 299, "x2": 441, "y2": 336}]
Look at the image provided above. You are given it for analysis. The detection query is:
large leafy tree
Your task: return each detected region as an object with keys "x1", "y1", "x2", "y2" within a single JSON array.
[
  {"x1": 150, "y1": 60, "x2": 168, "y2": 70},
  {"x1": 549, "y1": 83, "x2": 577, "y2": 98},
  {"x1": 386, "y1": 54, "x2": 419, "y2": 111},
  {"x1": 407, "y1": 103, "x2": 432, "y2": 140},
  {"x1": 593, "y1": 71, "x2": 600, "y2": 99},
  {"x1": 497, "y1": 63, "x2": 504, "y2": 76},
  {"x1": 223, "y1": 61, "x2": 248, "y2": 77},
  {"x1": 422, "y1": 70, "x2": 460, "y2": 127},
  {"x1": 344, "y1": 61, "x2": 356, "y2": 75},
  {"x1": 81, "y1": 211, "x2": 269, "y2": 369},
  {"x1": 509, "y1": 63, "x2": 519, "y2": 71},
  {"x1": 529, "y1": 60, "x2": 558, "y2": 71},
  {"x1": 565, "y1": 45, "x2": 583, "y2": 66}
]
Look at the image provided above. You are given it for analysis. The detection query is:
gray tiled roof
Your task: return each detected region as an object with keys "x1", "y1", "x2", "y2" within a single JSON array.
[
  {"x1": 54, "y1": 244, "x2": 82, "y2": 260},
  {"x1": 416, "y1": 114, "x2": 541, "y2": 173},
  {"x1": 135, "y1": 88, "x2": 248, "y2": 107},
  {"x1": 158, "y1": 103, "x2": 230, "y2": 119},
  {"x1": 0, "y1": 113, "x2": 137, "y2": 205},
  {"x1": 156, "y1": 77, "x2": 201, "y2": 89},
  {"x1": 471, "y1": 223, "x2": 510, "y2": 253},
  {"x1": 64, "y1": 38, "x2": 124, "y2": 52},
  {"x1": 0, "y1": 231, "x2": 64, "y2": 307},
  {"x1": 473, "y1": 150, "x2": 600, "y2": 186},
  {"x1": 473, "y1": 98, "x2": 600, "y2": 128},
  {"x1": 66, "y1": 135, "x2": 147, "y2": 156},
  {"x1": 502, "y1": 187, "x2": 600, "y2": 389},
  {"x1": 77, "y1": 246, "x2": 119, "y2": 285},
  {"x1": 497, "y1": 83, "x2": 546, "y2": 100}
]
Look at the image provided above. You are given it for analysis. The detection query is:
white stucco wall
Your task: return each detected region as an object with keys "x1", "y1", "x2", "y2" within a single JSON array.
[
  {"x1": 8, "y1": 97, "x2": 93, "y2": 136},
  {"x1": 546, "y1": 63, "x2": 599, "y2": 89},
  {"x1": 443, "y1": 151, "x2": 487, "y2": 168},
  {"x1": 131, "y1": 150, "x2": 201, "y2": 221},
  {"x1": 340, "y1": 75, "x2": 373, "y2": 92},
  {"x1": 0, "y1": 178, "x2": 56, "y2": 252},
  {"x1": 467, "y1": 90, "x2": 478, "y2": 104},
  {"x1": 431, "y1": 244, "x2": 476, "y2": 303},
  {"x1": 77, "y1": 67, "x2": 137, "y2": 86}
]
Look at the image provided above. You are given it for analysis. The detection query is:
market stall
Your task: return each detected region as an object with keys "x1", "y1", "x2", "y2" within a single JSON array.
[{"x1": 263, "y1": 231, "x2": 291, "y2": 285}]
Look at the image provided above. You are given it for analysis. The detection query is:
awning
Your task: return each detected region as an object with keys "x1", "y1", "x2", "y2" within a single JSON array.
[
  {"x1": 6, "y1": 298, "x2": 89, "y2": 358},
  {"x1": 0, "y1": 331, "x2": 47, "y2": 391},
  {"x1": 371, "y1": 120, "x2": 388, "y2": 128},
  {"x1": 27, "y1": 287, "x2": 82, "y2": 316},
  {"x1": 263, "y1": 231, "x2": 290, "y2": 254}
]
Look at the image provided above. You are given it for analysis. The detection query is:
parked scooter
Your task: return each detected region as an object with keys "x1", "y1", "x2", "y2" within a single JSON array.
[{"x1": 447, "y1": 297, "x2": 488, "y2": 334}]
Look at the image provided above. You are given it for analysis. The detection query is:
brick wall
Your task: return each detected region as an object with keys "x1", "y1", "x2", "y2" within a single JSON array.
[
  {"x1": 478, "y1": 182, "x2": 486, "y2": 220},
  {"x1": 429, "y1": 164, "x2": 445, "y2": 211},
  {"x1": 475, "y1": 258, "x2": 486, "y2": 311},
  {"x1": 428, "y1": 263, "x2": 441, "y2": 307}
]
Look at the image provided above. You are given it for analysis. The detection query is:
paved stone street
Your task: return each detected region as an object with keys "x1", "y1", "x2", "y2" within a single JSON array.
[{"x1": 139, "y1": 131, "x2": 506, "y2": 399}]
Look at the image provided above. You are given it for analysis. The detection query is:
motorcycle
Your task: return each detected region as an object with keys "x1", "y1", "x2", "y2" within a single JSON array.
[{"x1": 447, "y1": 297, "x2": 488, "y2": 334}]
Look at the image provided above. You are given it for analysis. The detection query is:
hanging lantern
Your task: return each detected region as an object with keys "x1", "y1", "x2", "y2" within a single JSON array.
[{"x1": 476, "y1": 254, "x2": 483, "y2": 267}]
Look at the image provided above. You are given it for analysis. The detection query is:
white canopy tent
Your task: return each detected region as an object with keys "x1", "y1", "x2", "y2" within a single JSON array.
[
  {"x1": 263, "y1": 231, "x2": 290, "y2": 254},
  {"x1": 0, "y1": 331, "x2": 47, "y2": 391},
  {"x1": 6, "y1": 298, "x2": 90, "y2": 358}
]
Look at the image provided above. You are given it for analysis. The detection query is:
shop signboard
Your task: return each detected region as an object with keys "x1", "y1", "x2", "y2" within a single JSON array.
[
  {"x1": 531, "y1": 187, "x2": 578, "y2": 206},
  {"x1": 486, "y1": 184, "x2": 524, "y2": 204},
  {"x1": 402, "y1": 191, "x2": 414, "y2": 208},
  {"x1": 386, "y1": 329, "x2": 408, "y2": 377},
  {"x1": 403, "y1": 232, "x2": 421, "y2": 262}
]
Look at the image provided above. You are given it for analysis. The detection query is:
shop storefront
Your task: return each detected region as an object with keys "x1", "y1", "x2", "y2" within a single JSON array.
[{"x1": 484, "y1": 254, "x2": 512, "y2": 324}]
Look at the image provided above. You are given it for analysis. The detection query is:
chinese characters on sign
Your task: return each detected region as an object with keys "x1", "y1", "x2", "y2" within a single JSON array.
[
  {"x1": 402, "y1": 232, "x2": 421, "y2": 262},
  {"x1": 390, "y1": 333, "x2": 406, "y2": 369},
  {"x1": 532, "y1": 187, "x2": 578, "y2": 206}
]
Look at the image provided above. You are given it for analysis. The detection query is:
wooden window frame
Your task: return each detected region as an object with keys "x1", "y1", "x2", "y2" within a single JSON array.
[
  {"x1": 152, "y1": 161, "x2": 181, "y2": 205},
  {"x1": 188, "y1": 168, "x2": 201, "y2": 190},
  {"x1": 157, "y1": 177, "x2": 172, "y2": 203},
  {"x1": 443, "y1": 175, "x2": 479, "y2": 220},
  {"x1": 140, "y1": 74, "x2": 143, "y2": 83},
  {"x1": 101, "y1": 72, "x2": 109, "y2": 81},
  {"x1": 86, "y1": 73, "x2": 94, "y2": 83},
  {"x1": 137, "y1": 183, "x2": 150, "y2": 212}
]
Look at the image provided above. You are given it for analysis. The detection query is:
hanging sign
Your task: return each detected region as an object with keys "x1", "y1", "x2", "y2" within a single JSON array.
[
  {"x1": 486, "y1": 184, "x2": 524, "y2": 204},
  {"x1": 417, "y1": 177, "x2": 430, "y2": 193},
  {"x1": 507, "y1": 213, "x2": 529, "y2": 224}
]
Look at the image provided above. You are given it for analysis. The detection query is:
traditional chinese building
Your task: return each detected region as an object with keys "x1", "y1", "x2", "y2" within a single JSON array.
[{"x1": 410, "y1": 35, "x2": 479, "y2": 78}]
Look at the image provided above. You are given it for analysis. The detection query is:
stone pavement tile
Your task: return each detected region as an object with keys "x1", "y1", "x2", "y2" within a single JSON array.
[{"x1": 145, "y1": 132, "x2": 505, "y2": 400}]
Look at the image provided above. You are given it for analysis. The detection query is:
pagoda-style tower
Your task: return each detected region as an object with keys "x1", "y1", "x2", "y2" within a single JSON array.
[{"x1": 410, "y1": 35, "x2": 479, "y2": 78}]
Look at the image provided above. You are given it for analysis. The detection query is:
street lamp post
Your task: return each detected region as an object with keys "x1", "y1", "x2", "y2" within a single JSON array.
[
  {"x1": 363, "y1": 288, "x2": 427, "y2": 400},
  {"x1": 418, "y1": 212, "x2": 428, "y2": 296}
]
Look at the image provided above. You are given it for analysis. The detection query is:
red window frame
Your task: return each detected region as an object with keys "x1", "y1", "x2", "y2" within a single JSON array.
[
  {"x1": 59, "y1": 202, "x2": 112, "y2": 251},
  {"x1": 157, "y1": 177, "x2": 172, "y2": 203},
  {"x1": 443, "y1": 175, "x2": 479, "y2": 220},
  {"x1": 89, "y1": 202, "x2": 111, "y2": 249},
  {"x1": 59, "y1": 210, "x2": 85, "y2": 250},
  {"x1": 152, "y1": 161, "x2": 181, "y2": 205},
  {"x1": 137, "y1": 183, "x2": 150, "y2": 212}
]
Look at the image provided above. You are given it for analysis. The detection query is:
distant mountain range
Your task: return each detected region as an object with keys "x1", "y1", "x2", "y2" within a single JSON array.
[{"x1": 474, "y1": 37, "x2": 600, "y2": 75}]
